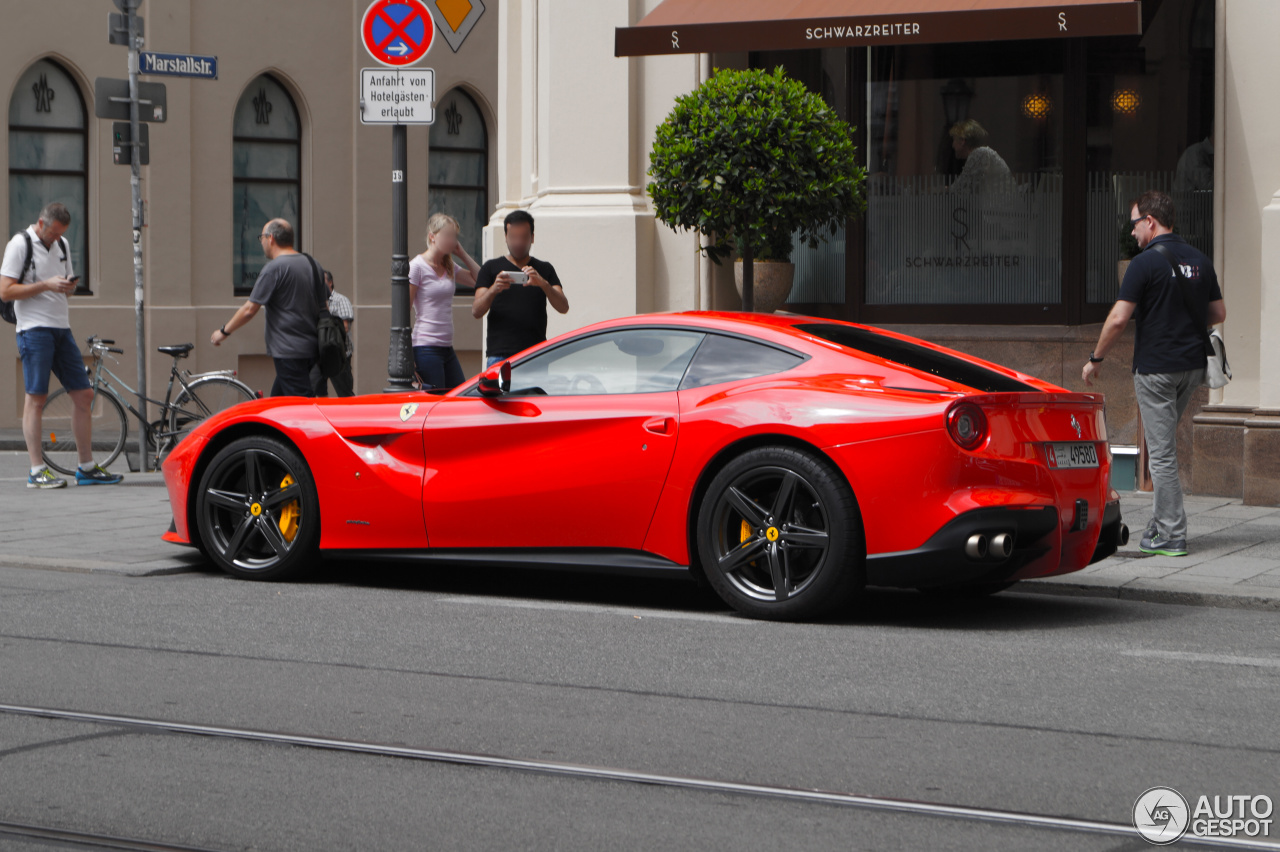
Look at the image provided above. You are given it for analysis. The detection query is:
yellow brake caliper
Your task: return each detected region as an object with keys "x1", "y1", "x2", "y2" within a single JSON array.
[{"x1": 277, "y1": 474, "x2": 300, "y2": 542}]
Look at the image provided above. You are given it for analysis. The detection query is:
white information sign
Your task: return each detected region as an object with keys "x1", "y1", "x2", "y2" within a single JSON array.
[{"x1": 360, "y1": 68, "x2": 435, "y2": 125}]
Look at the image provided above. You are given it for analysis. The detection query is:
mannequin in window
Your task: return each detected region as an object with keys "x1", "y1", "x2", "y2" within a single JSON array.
[{"x1": 949, "y1": 120, "x2": 1014, "y2": 195}]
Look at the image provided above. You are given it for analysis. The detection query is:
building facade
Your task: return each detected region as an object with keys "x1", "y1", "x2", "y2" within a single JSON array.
[
  {"x1": 7, "y1": 0, "x2": 1280, "y2": 503},
  {"x1": 3, "y1": 0, "x2": 498, "y2": 423}
]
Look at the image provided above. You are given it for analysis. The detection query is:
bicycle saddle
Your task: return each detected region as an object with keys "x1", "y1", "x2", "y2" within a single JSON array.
[{"x1": 158, "y1": 343, "x2": 195, "y2": 358}]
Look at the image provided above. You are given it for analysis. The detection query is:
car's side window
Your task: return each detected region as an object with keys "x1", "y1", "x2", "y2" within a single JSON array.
[
  {"x1": 507, "y1": 329, "x2": 705, "y2": 396},
  {"x1": 679, "y1": 334, "x2": 805, "y2": 390}
]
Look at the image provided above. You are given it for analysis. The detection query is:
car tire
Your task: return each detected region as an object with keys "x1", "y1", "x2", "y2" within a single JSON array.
[
  {"x1": 195, "y1": 435, "x2": 320, "y2": 581},
  {"x1": 696, "y1": 446, "x2": 863, "y2": 621}
]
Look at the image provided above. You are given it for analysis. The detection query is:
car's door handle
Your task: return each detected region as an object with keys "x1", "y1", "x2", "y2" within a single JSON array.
[{"x1": 643, "y1": 417, "x2": 675, "y2": 435}]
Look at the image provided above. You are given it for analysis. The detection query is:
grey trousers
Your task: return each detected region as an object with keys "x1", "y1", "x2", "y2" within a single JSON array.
[{"x1": 1133, "y1": 369, "x2": 1204, "y2": 540}]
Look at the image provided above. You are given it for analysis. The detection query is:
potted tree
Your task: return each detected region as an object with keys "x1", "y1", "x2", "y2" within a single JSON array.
[{"x1": 647, "y1": 67, "x2": 865, "y2": 312}]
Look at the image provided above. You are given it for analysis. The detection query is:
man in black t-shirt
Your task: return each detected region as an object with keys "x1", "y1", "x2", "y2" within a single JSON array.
[
  {"x1": 1083, "y1": 191, "x2": 1226, "y2": 558},
  {"x1": 472, "y1": 210, "x2": 569, "y2": 366}
]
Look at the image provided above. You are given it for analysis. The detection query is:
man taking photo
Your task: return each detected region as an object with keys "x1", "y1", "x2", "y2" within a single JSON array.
[{"x1": 472, "y1": 210, "x2": 569, "y2": 368}]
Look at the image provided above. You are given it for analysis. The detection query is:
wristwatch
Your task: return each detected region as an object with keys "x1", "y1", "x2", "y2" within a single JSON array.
[
  {"x1": 220, "y1": 325, "x2": 230, "y2": 337},
  {"x1": 1088, "y1": 352, "x2": 1104, "y2": 363}
]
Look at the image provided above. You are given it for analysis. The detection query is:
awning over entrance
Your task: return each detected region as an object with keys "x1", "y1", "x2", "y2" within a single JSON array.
[{"x1": 615, "y1": 0, "x2": 1142, "y2": 57}]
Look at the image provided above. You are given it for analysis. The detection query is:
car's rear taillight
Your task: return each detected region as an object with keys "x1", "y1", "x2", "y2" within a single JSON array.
[{"x1": 946, "y1": 402, "x2": 989, "y2": 451}]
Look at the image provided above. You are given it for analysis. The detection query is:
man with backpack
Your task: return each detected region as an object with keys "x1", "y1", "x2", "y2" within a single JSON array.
[
  {"x1": 210, "y1": 218, "x2": 326, "y2": 397},
  {"x1": 0, "y1": 202, "x2": 123, "y2": 488}
]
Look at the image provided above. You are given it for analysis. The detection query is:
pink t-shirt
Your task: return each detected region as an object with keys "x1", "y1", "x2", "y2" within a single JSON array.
[{"x1": 410, "y1": 254, "x2": 456, "y2": 347}]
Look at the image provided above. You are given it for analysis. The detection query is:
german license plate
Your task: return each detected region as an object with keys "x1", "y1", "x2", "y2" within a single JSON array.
[{"x1": 1045, "y1": 442, "x2": 1099, "y2": 469}]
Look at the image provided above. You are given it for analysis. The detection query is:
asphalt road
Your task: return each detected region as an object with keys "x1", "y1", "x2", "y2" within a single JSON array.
[{"x1": 0, "y1": 560, "x2": 1277, "y2": 851}]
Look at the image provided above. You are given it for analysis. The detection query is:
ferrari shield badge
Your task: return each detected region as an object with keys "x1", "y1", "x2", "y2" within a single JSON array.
[{"x1": 399, "y1": 403, "x2": 419, "y2": 422}]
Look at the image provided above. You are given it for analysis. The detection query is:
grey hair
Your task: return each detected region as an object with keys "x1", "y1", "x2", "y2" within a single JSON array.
[
  {"x1": 39, "y1": 202, "x2": 71, "y2": 226},
  {"x1": 264, "y1": 218, "x2": 294, "y2": 248}
]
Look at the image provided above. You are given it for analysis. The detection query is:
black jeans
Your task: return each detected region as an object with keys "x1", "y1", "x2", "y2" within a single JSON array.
[
  {"x1": 272, "y1": 357, "x2": 317, "y2": 398},
  {"x1": 311, "y1": 358, "x2": 354, "y2": 398}
]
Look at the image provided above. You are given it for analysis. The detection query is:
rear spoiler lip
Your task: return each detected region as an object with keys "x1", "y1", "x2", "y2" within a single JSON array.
[{"x1": 959, "y1": 392, "x2": 1105, "y2": 407}]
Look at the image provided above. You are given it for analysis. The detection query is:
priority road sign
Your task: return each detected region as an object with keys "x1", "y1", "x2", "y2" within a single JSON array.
[
  {"x1": 361, "y1": 0, "x2": 435, "y2": 67},
  {"x1": 112, "y1": 122, "x2": 149, "y2": 166},
  {"x1": 94, "y1": 77, "x2": 167, "y2": 122}
]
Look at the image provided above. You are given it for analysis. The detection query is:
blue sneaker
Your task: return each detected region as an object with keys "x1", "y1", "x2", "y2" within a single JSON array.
[
  {"x1": 75, "y1": 464, "x2": 124, "y2": 486},
  {"x1": 28, "y1": 468, "x2": 67, "y2": 489}
]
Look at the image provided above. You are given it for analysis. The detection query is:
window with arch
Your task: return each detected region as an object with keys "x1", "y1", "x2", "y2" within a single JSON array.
[
  {"x1": 233, "y1": 74, "x2": 300, "y2": 295},
  {"x1": 429, "y1": 88, "x2": 487, "y2": 289},
  {"x1": 8, "y1": 59, "x2": 89, "y2": 294}
]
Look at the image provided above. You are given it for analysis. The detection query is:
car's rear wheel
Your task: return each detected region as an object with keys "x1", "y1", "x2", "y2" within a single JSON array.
[
  {"x1": 195, "y1": 436, "x2": 319, "y2": 581},
  {"x1": 697, "y1": 446, "x2": 863, "y2": 620}
]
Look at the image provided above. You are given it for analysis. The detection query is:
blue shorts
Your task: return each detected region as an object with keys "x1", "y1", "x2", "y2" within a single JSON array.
[{"x1": 15, "y1": 327, "x2": 91, "y2": 396}]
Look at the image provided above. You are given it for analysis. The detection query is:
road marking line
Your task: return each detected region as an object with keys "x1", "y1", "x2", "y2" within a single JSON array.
[
  {"x1": 1, "y1": 702, "x2": 1277, "y2": 850},
  {"x1": 1123, "y1": 649, "x2": 1280, "y2": 669}
]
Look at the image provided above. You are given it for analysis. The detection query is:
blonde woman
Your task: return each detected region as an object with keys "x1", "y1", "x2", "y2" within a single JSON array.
[{"x1": 410, "y1": 213, "x2": 480, "y2": 390}]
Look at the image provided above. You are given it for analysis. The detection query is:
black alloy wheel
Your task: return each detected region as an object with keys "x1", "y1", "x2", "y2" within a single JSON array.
[
  {"x1": 195, "y1": 436, "x2": 320, "y2": 580},
  {"x1": 697, "y1": 446, "x2": 863, "y2": 620}
]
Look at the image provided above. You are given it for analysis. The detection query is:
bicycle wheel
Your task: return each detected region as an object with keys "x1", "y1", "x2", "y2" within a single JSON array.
[
  {"x1": 165, "y1": 376, "x2": 256, "y2": 453},
  {"x1": 41, "y1": 387, "x2": 128, "y2": 476}
]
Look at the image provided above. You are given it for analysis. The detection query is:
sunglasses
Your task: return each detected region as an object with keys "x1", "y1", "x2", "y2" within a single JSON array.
[{"x1": 1130, "y1": 215, "x2": 1150, "y2": 228}]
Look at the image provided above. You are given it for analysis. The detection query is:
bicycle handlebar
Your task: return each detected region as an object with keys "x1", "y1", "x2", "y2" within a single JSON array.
[{"x1": 107, "y1": 347, "x2": 124, "y2": 354}]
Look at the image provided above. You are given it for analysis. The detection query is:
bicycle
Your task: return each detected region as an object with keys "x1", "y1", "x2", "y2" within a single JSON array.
[{"x1": 40, "y1": 335, "x2": 258, "y2": 475}]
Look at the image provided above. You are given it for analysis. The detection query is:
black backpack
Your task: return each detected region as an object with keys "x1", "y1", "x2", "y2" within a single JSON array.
[
  {"x1": 1, "y1": 231, "x2": 69, "y2": 325},
  {"x1": 301, "y1": 252, "x2": 348, "y2": 379}
]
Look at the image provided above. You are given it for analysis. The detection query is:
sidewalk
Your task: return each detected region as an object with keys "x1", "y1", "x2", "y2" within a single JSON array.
[{"x1": 0, "y1": 449, "x2": 1277, "y2": 610}]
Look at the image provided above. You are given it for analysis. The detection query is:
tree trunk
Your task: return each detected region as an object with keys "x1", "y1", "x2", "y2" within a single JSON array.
[{"x1": 741, "y1": 239, "x2": 754, "y2": 312}]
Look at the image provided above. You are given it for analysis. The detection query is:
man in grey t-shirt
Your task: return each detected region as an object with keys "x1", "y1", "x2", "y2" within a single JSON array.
[{"x1": 211, "y1": 218, "x2": 320, "y2": 397}]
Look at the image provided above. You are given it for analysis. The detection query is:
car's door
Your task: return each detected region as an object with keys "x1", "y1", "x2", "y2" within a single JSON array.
[{"x1": 421, "y1": 328, "x2": 705, "y2": 550}]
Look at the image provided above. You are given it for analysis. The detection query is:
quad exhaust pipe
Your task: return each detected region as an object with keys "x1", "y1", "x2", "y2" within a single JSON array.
[{"x1": 965, "y1": 532, "x2": 1015, "y2": 562}]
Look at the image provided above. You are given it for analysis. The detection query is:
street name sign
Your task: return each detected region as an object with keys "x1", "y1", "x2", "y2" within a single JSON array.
[
  {"x1": 139, "y1": 51, "x2": 218, "y2": 80},
  {"x1": 360, "y1": 68, "x2": 435, "y2": 124},
  {"x1": 94, "y1": 77, "x2": 167, "y2": 122}
]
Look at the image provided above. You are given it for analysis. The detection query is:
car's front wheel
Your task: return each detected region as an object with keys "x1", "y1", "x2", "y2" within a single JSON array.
[
  {"x1": 195, "y1": 435, "x2": 320, "y2": 581},
  {"x1": 697, "y1": 446, "x2": 863, "y2": 620}
]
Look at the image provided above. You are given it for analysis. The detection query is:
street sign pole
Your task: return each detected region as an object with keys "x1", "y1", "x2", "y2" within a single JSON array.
[
  {"x1": 361, "y1": 0, "x2": 436, "y2": 393},
  {"x1": 385, "y1": 124, "x2": 413, "y2": 392},
  {"x1": 125, "y1": 0, "x2": 148, "y2": 470}
]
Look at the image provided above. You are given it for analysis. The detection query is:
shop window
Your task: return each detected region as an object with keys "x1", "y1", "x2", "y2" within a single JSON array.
[
  {"x1": 8, "y1": 59, "x2": 89, "y2": 293},
  {"x1": 428, "y1": 88, "x2": 487, "y2": 290},
  {"x1": 1084, "y1": 0, "x2": 1215, "y2": 306},
  {"x1": 865, "y1": 45, "x2": 1065, "y2": 311},
  {"x1": 233, "y1": 74, "x2": 300, "y2": 295},
  {"x1": 752, "y1": 0, "x2": 1213, "y2": 326}
]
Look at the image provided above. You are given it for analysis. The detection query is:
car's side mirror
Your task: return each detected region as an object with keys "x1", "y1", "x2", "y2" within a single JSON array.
[{"x1": 478, "y1": 360, "x2": 511, "y2": 397}]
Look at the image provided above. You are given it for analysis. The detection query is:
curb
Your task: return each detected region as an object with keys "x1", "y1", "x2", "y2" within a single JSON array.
[
  {"x1": 1018, "y1": 578, "x2": 1280, "y2": 612},
  {"x1": 0, "y1": 553, "x2": 206, "y2": 578}
]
